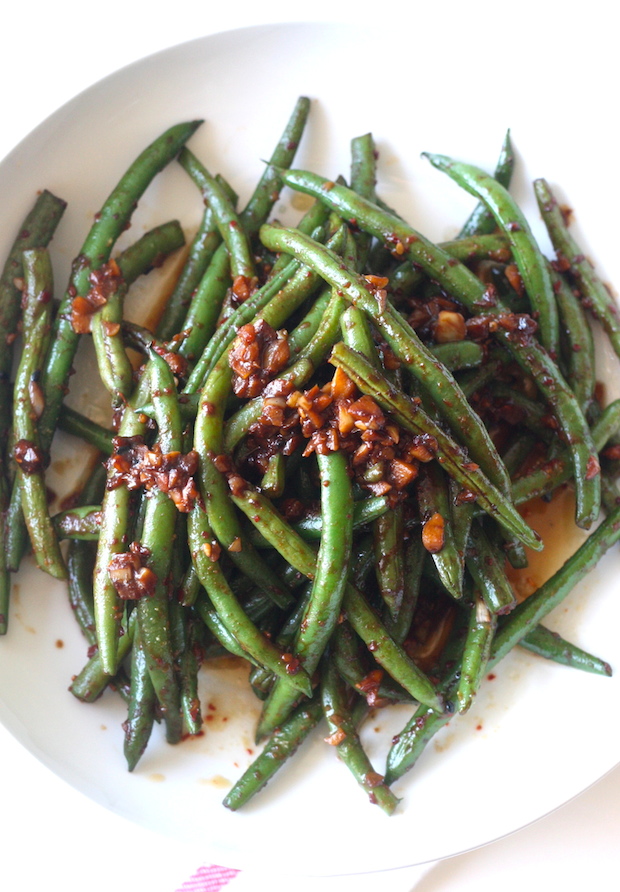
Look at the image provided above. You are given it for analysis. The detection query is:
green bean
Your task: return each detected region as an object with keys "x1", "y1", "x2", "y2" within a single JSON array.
[
  {"x1": 343, "y1": 584, "x2": 444, "y2": 712},
  {"x1": 371, "y1": 505, "x2": 406, "y2": 620},
  {"x1": 0, "y1": 191, "x2": 67, "y2": 495},
  {"x1": 70, "y1": 612, "x2": 136, "y2": 704},
  {"x1": 550, "y1": 263, "x2": 596, "y2": 414},
  {"x1": 491, "y1": 502, "x2": 620, "y2": 663},
  {"x1": 41, "y1": 121, "x2": 201, "y2": 446},
  {"x1": 332, "y1": 620, "x2": 412, "y2": 705},
  {"x1": 116, "y1": 219, "x2": 187, "y2": 285},
  {"x1": 512, "y1": 399, "x2": 620, "y2": 505},
  {"x1": 156, "y1": 178, "x2": 235, "y2": 341},
  {"x1": 534, "y1": 177, "x2": 620, "y2": 360},
  {"x1": 188, "y1": 507, "x2": 312, "y2": 696},
  {"x1": 465, "y1": 518, "x2": 517, "y2": 615},
  {"x1": 255, "y1": 450, "x2": 354, "y2": 738},
  {"x1": 135, "y1": 353, "x2": 184, "y2": 743},
  {"x1": 0, "y1": 193, "x2": 67, "y2": 614},
  {"x1": 6, "y1": 123, "x2": 201, "y2": 576},
  {"x1": 417, "y1": 462, "x2": 464, "y2": 601},
  {"x1": 229, "y1": 479, "x2": 443, "y2": 721},
  {"x1": 223, "y1": 286, "x2": 342, "y2": 453},
  {"x1": 223, "y1": 695, "x2": 324, "y2": 811},
  {"x1": 57, "y1": 406, "x2": 114, "y2": 454},
  {"x1": 170, "y1": 600, "x2": 203, "y2": 737},
  {"x1": 194, "y1": 589, "x2": 262, "y2": 666},
  {"x1": 385, "y1": 617, "x2": 468, "y2": 784},
  {"x1": 192, "y1": 330, "x2": 296, "y2": 611},
  {"x1": 455, "y1": 595, "x2": 496, "y2": 713},
  {"x1": 429, "y1": 340, "x2": 484, "y2": 371},
  {"x1": 124, "y1": 623, "x2": 158, "y2": 771},
  {"x1": 92, "y1": 220, "x2": 187, "y2": 402},
  {"x1": 321, "y1": 657, "x2": 400, "y2": 814},
  {"x1": 238, "y1": 95, "x2": 311, "y2": 239},
  {"x1": 242, "y1": 495, "x2": 388, "y2": 551},
  {"x1": 53, "y1": 505, "x2": 103, "y2": 540},
  {"x1": 92, "y1": 373, "x2": 150, "y2": 675},
  {"x1": 178, "y1": 148, "x2": 256, "y2": 282},
  {"x1": 388, "y1": 232, "x2": 511, "y2": 297},
  {"x1": 274, "y1": 169, "x2": 599, "y2": 528},
  {"x1": 260, "y1": 222, "x2": 513, "y2": 499},
  {"x1": 328, "y1": 341, "x2": 541, "y2": 551},
  {"x1": 63, "y1": 460, "x2": 106, "y2": 643},
  {"x1": 423, "y1": 152, "x2": 558, "y2": 357},
  {"x1": 249, "y1": 583, "x2": 314, "y2": 700},
  {"x1": 350, "y1": 132, "x2": 378, "y2": 266},
  {"x1": 459, "y1": 130, "x2": 515, "y2": 237},
  {"x1": 91, "y1": 275, "x2": 134, "y2": 403},
  {"x1": 491, "y1": 328, "x2": 601, "y2": 528},
  {"x1": 176, "y1": 245, "x2": 231, "y2": 363},
  {"x1": 13, "y1": 249, "x2": 66, "y2": 579},
  {"x1": 383, "y1": 534, "x2": 425, "y2": 646},
  {"x1": 519, "y1": 624, "x2": 611, "y2": 676},
  {"x1": 181, "y1": 258, "x2": 302, "y2": 394},
  {"x1": 339, "y1": 303, "x2": 405, "y2": 620},
  {"x1": 501, "y1": 431, "x2": 539, "y2": 479}
]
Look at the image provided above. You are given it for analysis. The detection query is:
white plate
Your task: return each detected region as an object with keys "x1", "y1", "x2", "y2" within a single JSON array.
[{"x1": 1, "y1": 21, "x2": 619, "y2": 877}]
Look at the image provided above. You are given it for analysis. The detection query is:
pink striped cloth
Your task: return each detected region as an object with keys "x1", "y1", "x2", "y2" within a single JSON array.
[{"x1": 176, "y1": 865, "x2": 240, "y2": 891}]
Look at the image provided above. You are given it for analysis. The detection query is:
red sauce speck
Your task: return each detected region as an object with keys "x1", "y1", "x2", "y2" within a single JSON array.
[{"x1": 55, "y1": 639, "x2": 64, "y2": 648}]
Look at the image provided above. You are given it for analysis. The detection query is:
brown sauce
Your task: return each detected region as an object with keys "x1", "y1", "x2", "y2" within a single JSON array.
[{"x1": 506, "y1": 486, "x2": 587, "y2": 602}]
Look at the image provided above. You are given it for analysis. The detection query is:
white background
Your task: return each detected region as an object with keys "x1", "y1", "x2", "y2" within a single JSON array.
[{"x1": 1, "y1": 3, "x2": 619, "y2": 891}]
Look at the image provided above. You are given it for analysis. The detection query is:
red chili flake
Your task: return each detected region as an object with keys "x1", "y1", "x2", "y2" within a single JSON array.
[
  {"x1": 108, "y1": 542, "x2": 157, "y2": 600},
  {"x1": 324, "y1": 728, "x2": 347, "y2": 746},
  {"x1": 228, "y1": 319, "x2": 290, "y2": 398},
  {"x1": 13, "y1": 439, "x2": 46, "y2": 474},
  {"x1": 105, "y1": 436, "x2": 200, "y2": 512},
  {"x1": 70, "y1": 258, "x2": 124, "y2": 334}
]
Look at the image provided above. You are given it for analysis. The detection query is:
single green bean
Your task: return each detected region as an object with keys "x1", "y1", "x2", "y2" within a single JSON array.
[
  {"x1": 465, "y1": 518, "x2": 517, "y2": 615},
  {"x1": 455, "y1": 595, "x2": 496, "y2": 713},
  {"x1": 417, "y1": 461, "x2": 464, "y2": 601},
  {"x1": 550, "y1": 263, "x2": 596, "y2": 414},
  {"x1": 178, "y1": 148, "x2": 256, "y2": 282},
  {"x1": 13, "y1": 249, "x2": 66, "y2": 578},
  {"x1": 57, "y1": 406, "x2": 114, "y2": 454},
  {"x1": 459, "y1": 130, "x2": 515, "y2": 237},
  {"x1": 519, "y1": 624, "x2": 611, "y2": 676},
  {"x1": 321, "y1": 658, "x2": 400, "y2": 815},
  {"x1": 534, "y1": 177, "x2": 620, "y2": 361},
  {"x1": 223, "y1": 695, "x2": 324, "y2": 811},
  {"x1": 124, "y1": 623, "x2": 158, "y2": 771}
]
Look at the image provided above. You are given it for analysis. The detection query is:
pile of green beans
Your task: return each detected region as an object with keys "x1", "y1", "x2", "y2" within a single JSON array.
[{"x1": 2, "y1": 98, "x2": 620, "y2": 816}]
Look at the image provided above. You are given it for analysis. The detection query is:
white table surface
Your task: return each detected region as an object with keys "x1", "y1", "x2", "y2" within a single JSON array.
[{"x1": 2, "y1": 3, "x2": 619, "y2": 890}]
